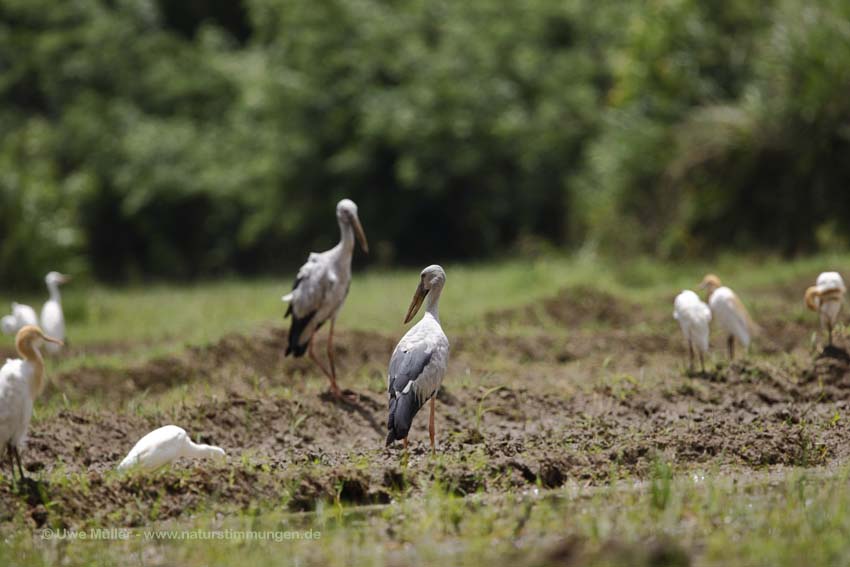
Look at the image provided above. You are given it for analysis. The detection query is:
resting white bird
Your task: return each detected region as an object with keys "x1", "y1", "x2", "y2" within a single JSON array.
[
  {"x1": 282, "y1": 199, "x2": 369, "y2": 399},
  {"x1": 118, "y1": 425, "x2": 226, "y2": 471},
  {"x1": 0, "y1": 326, "x2": 63, "y2": 482},
  {"x1": 386, "y1": 265, "x2": 449, "y2": 453},
  {"x1": 805, "y1": 271, "x2": 846, "y2": 346},
  {"x1": 1, "y1": 302, "x2": 39, "y2": 336},
  {"x1": 40, "y1": 271, "x2": 71, "y2": 354},
  {"x1": 699, "y1": 274, "x2": 757, "y2": 360},
  {"x1": 673, "y1": 290, "x2": 712, "y2": 372}
]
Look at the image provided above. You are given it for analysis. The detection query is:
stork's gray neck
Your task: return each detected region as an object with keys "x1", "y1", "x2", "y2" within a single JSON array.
[
  {"x1": 47, "y1": 282, "x2": 61, "y2": 302},
  {"x1": 425, "y1": 285, "x2": 443, "y2": 321}
]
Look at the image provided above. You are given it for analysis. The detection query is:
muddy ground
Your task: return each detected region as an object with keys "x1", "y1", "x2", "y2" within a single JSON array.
[{"x1": 2, "y1": 287, "x2": 848, "y2": 531}]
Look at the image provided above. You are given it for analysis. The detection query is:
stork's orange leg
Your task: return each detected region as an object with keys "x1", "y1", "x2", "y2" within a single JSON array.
[
  {"x1": 429, "y1": 397, "x2": 436, "y2": 454},
  {"x1": 699, "y1": 351, "x2": 705, "y2": 373},
  {"x1": 688, "y1": 341, "x2": 694, "y2": 371},
  {"x1": 727, "y1": 336, "x2": 735, "y2": 360},
  {"x1": 403, "y1": 438, "x2": 408, "y2": 450}
]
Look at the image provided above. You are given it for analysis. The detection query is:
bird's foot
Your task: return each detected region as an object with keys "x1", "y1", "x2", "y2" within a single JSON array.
[{"x1": 327, "y1": 386, "x2": 359, "y2": 404}]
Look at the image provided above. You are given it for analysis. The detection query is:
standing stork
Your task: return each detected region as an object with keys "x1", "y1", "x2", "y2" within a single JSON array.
[
  {"x1": 673, "y1": 290, "x2": 712, "y2": 372},
  {"x1": 699, "y1": 274, "x2": 757, "y2": 360},
  {"x1": 282, "y1": 199, "x2": 368, "y2": 398},
  {"x1": 386, "y1": 265, "x2": 449, "y2": 453},
  {"x1": 805, "y1": 271, "x2": 846, "y2": 346}
]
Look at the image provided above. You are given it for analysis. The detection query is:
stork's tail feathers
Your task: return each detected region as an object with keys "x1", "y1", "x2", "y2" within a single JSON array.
[
  {"x1": 285, "y1": 310, "x2": 315, "y2": 358},
  {"x1": 805, "y1": 286, "x2": 821, "y2": 312},
  {"x1": 386, "y1": 393, "x2": 420, "y2": 446}
]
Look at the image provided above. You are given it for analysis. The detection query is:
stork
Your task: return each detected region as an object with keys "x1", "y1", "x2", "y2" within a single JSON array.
[
  {"x1": 282, "y1": 199, "x2": 368, "y2": 399},
  {"x1": 699, "y1": 274, "x2": 757, "y2": 360},
  {"x1": 386, "y1": 265, "x2": 449, "y2": 453},
  {"x1": 805, "y1": 271, "x2": 846, "y2": 346}
]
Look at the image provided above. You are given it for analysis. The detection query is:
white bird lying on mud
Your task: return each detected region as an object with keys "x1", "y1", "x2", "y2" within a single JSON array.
[
  {"x1": 386, "y1": 265, "x2": 449, "y2": 453},
  {"x1": 282, "y1": 199, "x2": 369, "y2": 400},
  {"x1": 699, "y1": 274, "x2": 758, "y2": 360},
  {"x1": 1, "y1": 302, "x2": 39, "y2": 336},
  {"x1": 673, "y1": 290, "x2": 712, "y2": 372},
  {"x1": 40, "y1": 271, "x2": 71, "y2": 354},
  {"x1": 118, "y1": 425, "x2": 226, "y2": 471},
  {"x1": 805, "y1": 271, "x2": 846, "y2": 346},
  {"x1": 0, "y1": 326, "x2": 63, "y2": 482}
]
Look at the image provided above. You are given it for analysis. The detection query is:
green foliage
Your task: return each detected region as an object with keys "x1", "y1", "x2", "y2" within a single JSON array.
[{"x1": 1, "y1": 0, "x2": 849, "y2": 286}]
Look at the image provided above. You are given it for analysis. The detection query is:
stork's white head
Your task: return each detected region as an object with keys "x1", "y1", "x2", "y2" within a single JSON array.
[
  {"x1": 45, "y1": 271, "x2": 71, "y2": 286},
  {"x1": 420, "y1": 264, "x2": 447, "y2": 291},
  {"x1": 404, "y1": 265, "x2": 447, "y2": 323},
  {"x1": 336, "y1": 199, "x2": 369, "y2": 253}
]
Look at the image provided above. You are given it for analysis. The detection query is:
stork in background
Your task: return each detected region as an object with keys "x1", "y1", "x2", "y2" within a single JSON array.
[
  {"x1": 282, "y1": 199, "x2": 369, "y2": 399},
  {"x1": 805, "y1": 271, "x2": 846, "y2": 346},
  {"x1": 386, "y1": 265, "x2": 449, "y2": 453},
  {"x1": 699, "y1": 274, "x2": 758, "y2": 360}
]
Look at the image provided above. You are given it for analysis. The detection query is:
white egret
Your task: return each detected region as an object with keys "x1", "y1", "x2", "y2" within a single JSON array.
[
  {"x1": 1, "y1": 303, "x2": 38, "y2": 336},
  {"x1": 0, "y1": 326, "x2": 63, "y2": 481},
  {"x1": 282, "y1": 199, "x2": 368, "y2": 399},
  {"x1": 699, "y1": 274, "x2": 757, "y2": 360},
  {"x1": 805, "y1": 271, "x2": 846, "y2": 346},
  {"x1": 40, "y1": 272, "x2": 71, "y2": 354},
  {"x1": 386, "y1": 265, "x2": 449, "y2": 453},
  {"x1": 673, "y1": 290, "x2": 712, "y2": 372},
  {"x1": 118, "y1": 425, "x2": 226, "y2": 471}
]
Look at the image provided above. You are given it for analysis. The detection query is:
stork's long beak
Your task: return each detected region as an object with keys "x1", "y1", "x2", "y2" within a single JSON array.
[
  {"x1": 58, "y1": 273, "x2": 72, "y2": 284},
  {"x1": 404, "y1": 281, "x2": 428, "y2": 324},
  {"x1": 352, "y1": 215, "x2": 369, "y2": 254}
]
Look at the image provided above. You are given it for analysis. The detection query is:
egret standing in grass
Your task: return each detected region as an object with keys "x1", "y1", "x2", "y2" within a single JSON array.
[
  {"x1": 0, "y1": 326, "x2": 63, "y2": 482},
  {"x1": 282, "y1": 199, "x2": 369, "y2": 399},
  {"x1": 805, "y1": 271, "x2": 846, "y2": 346},
  {"x1": 1, "y1": 302, "x2": 39, "y2": 336},
  {"x1": 40, "y1": 271, "x2": 71, "y2": 354},
  {"x1": 118, "y1": 425, "x2": 226, "y2": 471},
  {"x1": 699, "y1": 274, "x2": 757, "y2": 360},
  {"x1": 673, "y1": 290, "x2": 712, "y2": 372},
  {"x1": 386, "y1": 265, "x2": 449, "y2": 453}
]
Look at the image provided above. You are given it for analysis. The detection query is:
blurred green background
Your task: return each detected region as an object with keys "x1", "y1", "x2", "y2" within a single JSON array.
[{"x1": 2, "y1": 0, "x2": 849, "y2": 288}]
